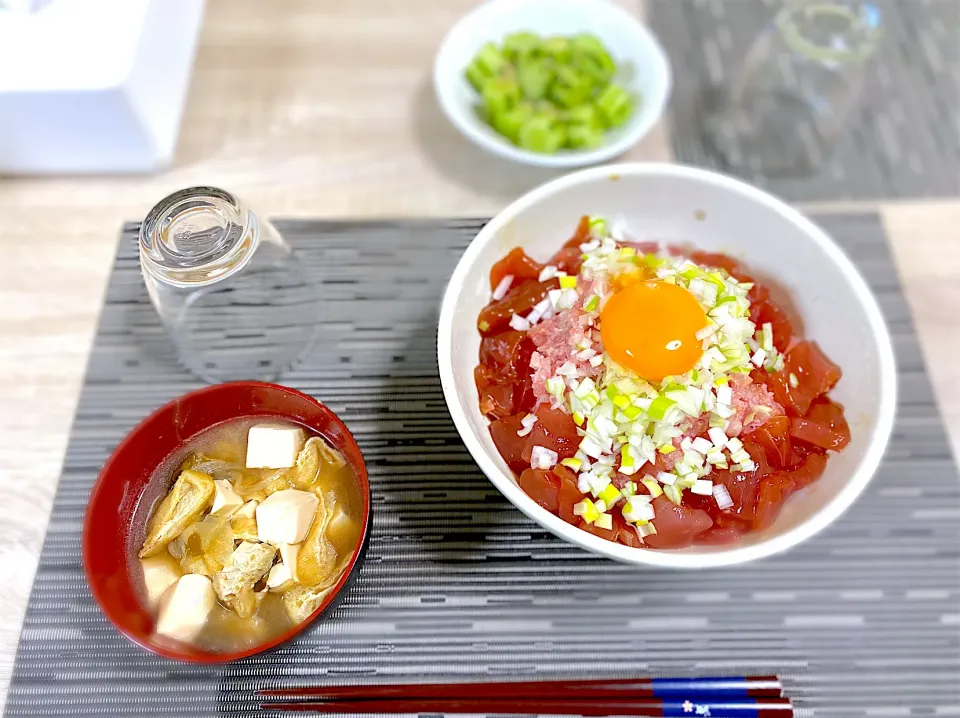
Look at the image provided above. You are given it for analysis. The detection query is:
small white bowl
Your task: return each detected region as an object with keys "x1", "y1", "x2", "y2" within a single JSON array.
[
  {"x1": 437, "y1": 163, "x2": 897, "y2": 568},
  {"x1": 433, "y1": 0, "x2": 672, "y2": 168}
]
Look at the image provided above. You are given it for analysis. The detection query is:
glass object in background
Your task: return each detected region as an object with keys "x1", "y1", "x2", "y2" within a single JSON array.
[
  {"x1": 701, "y1": 0, "x2": 883, "y2": 176},
  {"x1": 139, "y1": 187, "x2": 320, "y2": 383}
]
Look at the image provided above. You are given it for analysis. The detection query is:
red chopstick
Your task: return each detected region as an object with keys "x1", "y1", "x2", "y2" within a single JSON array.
[
  {"x1": 260, "y1": 675, "x2": 783, "y2": 699},
  {"x1": 262, "y1": 696, "x2": 794, "y2": 717}
]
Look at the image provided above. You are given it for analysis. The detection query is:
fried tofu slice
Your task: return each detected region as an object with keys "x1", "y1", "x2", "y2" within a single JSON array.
[
  {"x1": 282, "y1": 552, "x2": 355, "y2": 624},
  {"x1": 212, "y1": 541, "x2": 277, "y2": 618},
  {"x1": 140, "y1": 470, "x2": 215, "y2": 558},
  {"x1": 292, "y1": 437, "x2": 346, "y2": 490}
]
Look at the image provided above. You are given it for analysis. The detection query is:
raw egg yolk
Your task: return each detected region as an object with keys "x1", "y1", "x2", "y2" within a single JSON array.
[{"x1": 600, "y1": 280, "x2": 708, "y2": 382}]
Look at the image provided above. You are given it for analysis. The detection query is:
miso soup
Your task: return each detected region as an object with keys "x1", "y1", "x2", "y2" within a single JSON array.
[{"x1": 135, "y1": 417, "x2": 363, "y2": 653}]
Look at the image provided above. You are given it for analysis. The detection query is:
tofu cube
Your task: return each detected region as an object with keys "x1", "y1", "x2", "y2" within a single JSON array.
[
  {"x1": 245, "y1": 424, "x2": 305, "y2": 469},
  {"x1": 231, "y1": 500, "x2": 260, "y2": 541},
  {"x1": 140, "y1": 556, "x2": 180, "y2": 608},
  {"x1": 211, "y1": 479, "x2": 244, "y2": 516},
  {"x1": 234, "y1": 500, "x2": 258, "y2": 519},
  {"x1": 266, "y1": 562, "x2": 292, "y2": 590},
  {"x1": 256, "y1": 489, "x2": 318, "y2": 544},
  {"x1": 266, "y1": 541, "x2": 301, "y2": 591},
  {"x1": 155, "y1": 574, "x2": 215, "y2": 643},
  {"x1": 279, "y1": 542, "x2": 300, "y2": 582}
]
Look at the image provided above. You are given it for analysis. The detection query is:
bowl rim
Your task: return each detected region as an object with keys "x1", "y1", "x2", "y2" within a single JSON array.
[
  {"x1": 437, "y1": 161, "x2": 898, "y2": 568},
  {"x1": 432, "y1": 0, "x2": 673, "y2": 168},
  {"x1": 82, "y1": 381, "x2": 371, "y2": 662}
]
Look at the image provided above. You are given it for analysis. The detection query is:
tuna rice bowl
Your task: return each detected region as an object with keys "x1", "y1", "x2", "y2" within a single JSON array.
[{"x1": 474, "y1": 215, "x2": 851, "y2": 550}]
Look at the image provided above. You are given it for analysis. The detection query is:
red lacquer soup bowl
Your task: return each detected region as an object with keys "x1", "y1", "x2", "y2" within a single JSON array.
[{"x1": 82, "y1": 382, "x2": 371, "y2": 663}]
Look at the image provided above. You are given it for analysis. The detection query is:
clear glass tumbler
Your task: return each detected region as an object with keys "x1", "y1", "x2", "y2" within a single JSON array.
[
  {"x1": 139, "y1": 187, "x2": 320, "y2": 383},
  {"x1": 701, "y1": 0, "x2": 883, "y2": 175}
]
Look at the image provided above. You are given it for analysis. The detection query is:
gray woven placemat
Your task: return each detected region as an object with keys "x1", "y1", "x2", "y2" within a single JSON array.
[
  {"x1": 650, "y1": 0, "x2": 960, "y2": 200},
  {"x1": 6, "y1": 215, "x2": 959, "y2": 717}
]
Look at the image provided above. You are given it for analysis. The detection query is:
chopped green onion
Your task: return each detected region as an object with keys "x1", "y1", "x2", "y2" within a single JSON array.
[
  {"x1": 622, "y1": 496, "x2": 656, "y2": 523},
  {"x1": 640, "y1": 477, "x2": 663, "y2": 498},
  {"x1": 647, "y1": 395, "x2": 676, "y2": 420},
  {"x1": 691, "y1": 479, "x2": 713, "y2": 496},
  {"x1": 761, "y1": 322, "x2": 774, "y2": 352},
  {"x1": 636, "y1": 522, "x2": 657, "y2": 538},
  {"x1": 789, "y1": 372, "x2": 799, "y2": 388},
  {"x1": 588, "y1": 216, "x2": 607, "y2": 235},
  {"x1": 709, "y1": 414, "x2": 727, "y2": 429},
  {"x1": 676, "y1": 473, "x2": 697, "y2": 489},
  {"x1": 560, "y1": 457, "x2": 583, "y2": 472},
  {"x1": 663, "y1": 484, "x2": 682, "y2": 506},
  {"x1": 657, "y1": 471, "x2": 677, "y2": 485},
  {"x1": 705, "y1": 272, "x2": 727, "y2": 289},
  {"x1": 573, "y1": 498, "x2": 600, "y2": 523},
  {"x1": 598, "y1": 484, "x2": 622, "y2": 506},
  {"x1": 546, "y1": 376, "x2": 565, "y2": 400},
  {"x1": 574, "y1": 377, "x2": 596, "y2": 399},
  {"x1": 623, "y1": 405, "x2": 643, "y2": 420}
]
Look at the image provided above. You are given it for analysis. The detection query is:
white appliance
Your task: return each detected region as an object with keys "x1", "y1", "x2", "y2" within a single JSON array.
[{"x1": 0, "y1": 0, "x2": 206, "y2": 174}]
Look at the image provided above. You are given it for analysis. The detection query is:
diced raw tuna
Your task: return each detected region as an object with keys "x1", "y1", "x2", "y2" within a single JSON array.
[
  {"x1": 726, "y1": 374, "x2": 783, "y2": 436},
  {"x1": 529, "y1": 307, "x2": 603, "y2": 406}
]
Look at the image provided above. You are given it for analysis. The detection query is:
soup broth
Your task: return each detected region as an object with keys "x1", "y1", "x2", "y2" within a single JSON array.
[{"x1": 135, "y1": 417, "x2": 362, "y2": 654}]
